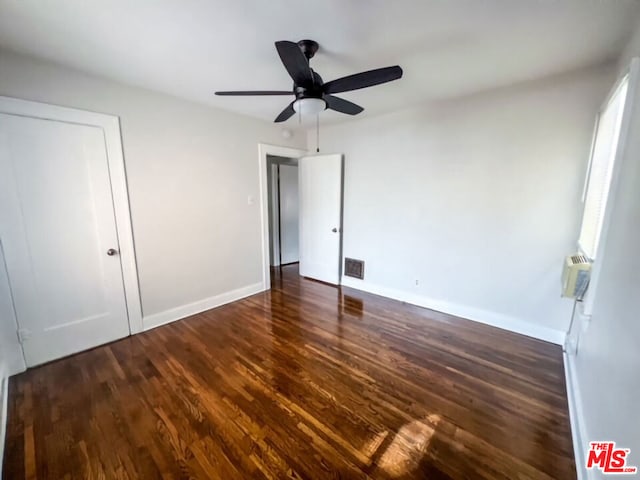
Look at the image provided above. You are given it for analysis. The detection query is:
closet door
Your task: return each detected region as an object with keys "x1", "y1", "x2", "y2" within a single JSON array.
[{"x1": 0, "y1": 113, "x2": 130, "y2": 366}]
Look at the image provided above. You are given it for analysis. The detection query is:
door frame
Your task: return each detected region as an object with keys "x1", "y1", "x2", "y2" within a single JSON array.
[
  {"x1": 0, "y1": 96, "x2": 143, "y2": 335},
  {"x1": 258, "y1": 143, "x2": 306, "y2": 290}
]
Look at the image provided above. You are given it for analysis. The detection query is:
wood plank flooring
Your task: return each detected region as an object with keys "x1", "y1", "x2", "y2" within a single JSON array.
[{"x1": 3, "y1": 264, "x2": 576, "y2": 479}]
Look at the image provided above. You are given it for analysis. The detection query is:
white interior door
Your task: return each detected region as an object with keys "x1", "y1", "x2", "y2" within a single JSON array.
[
  {"x1": 0, "y1": 113, "x2": 131, "y2": 367},
  {"x1": 279, "y1": 164, "x2": 299, "y2": 265},
  {"x1": 298, "y1": 154, "x2": 343, "y2": 284}
]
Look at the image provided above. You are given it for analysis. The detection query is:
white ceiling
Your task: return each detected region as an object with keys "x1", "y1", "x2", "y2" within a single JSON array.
[{"x1": 0, "y1": 0, "x2": 639, "y2": 125}]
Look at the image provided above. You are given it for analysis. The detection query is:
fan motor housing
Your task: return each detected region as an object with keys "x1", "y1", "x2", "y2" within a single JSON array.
[
  {"x1": 298, "y1": 39, "x2": 319, "y2": 59},
  {"x1": 294, "y1": 71, "x2": 324, "y2": 100}
]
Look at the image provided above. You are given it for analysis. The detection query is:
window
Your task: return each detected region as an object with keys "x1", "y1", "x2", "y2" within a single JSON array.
[{"x1": 578, "y1": 75, "x2": 629, "y2": 260}]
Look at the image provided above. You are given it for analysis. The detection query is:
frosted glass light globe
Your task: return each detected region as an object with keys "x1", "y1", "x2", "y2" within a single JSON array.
[{"x1": 292, "y1": 98, "x2": 326, "y2": 116}]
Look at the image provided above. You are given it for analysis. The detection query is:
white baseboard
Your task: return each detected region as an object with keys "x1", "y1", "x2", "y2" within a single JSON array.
[
  {"x1": 143, "y1": 282, "x2": 265, "y2": 331},
  {"x1": 564, "y1": 352, "x2": 590, "y2": 480},
  {"x1": 341, "y1": 277, "x2": 566, "y2": 345}
]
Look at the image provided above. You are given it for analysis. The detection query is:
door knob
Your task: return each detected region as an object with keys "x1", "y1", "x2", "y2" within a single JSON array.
[
  {"x1": 332, "y1": 227, "x2": 338, "y2": 233},
  {"x1": 107, "y1": 248, "x2": 119, "y2": 256}
]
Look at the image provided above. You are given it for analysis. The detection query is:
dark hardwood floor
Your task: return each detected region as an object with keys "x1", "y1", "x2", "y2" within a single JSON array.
[{"x1": 3, "y1": 265, "x2": 575, "y2": 479}]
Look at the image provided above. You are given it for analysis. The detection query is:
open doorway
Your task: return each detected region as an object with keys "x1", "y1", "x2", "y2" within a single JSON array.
[
  {"x1": 267, "y1": 155, "x2": 299, "y2": 267},
  {"x1": 258, "y1": 144, "x2": 344, "y2": 291}
]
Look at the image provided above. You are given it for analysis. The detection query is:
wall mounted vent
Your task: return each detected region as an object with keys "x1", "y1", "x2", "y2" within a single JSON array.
[
  {"x1": 344, "y1": 258, "x2": 365, "y2": 280},
  {"x1": 570, "y1": 254, "x2": 589, "y2": 264},
  {"x1": 562, "y1": 254, "x2": 592, "y2": 299}
]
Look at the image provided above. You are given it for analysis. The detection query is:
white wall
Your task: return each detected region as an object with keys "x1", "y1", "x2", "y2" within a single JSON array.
[
  {"x1": 0, "y1": 49, "x2": 305, "y2": 329},
  {"x1": 618, "y1": 16, "x2": 640, "y2": 72},
  {"x1": 567, "y1": 37, "x2": 640, "y2": 479},
  {"x1": 313, "y1": 65, "x2": 614, "y2": 343}
]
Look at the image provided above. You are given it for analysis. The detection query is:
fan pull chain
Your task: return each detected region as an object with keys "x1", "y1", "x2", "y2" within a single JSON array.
[{"x1": 316, "y1": 114, "x2": 320, "y2": 153}]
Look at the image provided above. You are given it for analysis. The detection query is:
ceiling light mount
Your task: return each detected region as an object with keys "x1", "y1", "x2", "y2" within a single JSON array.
[{"x1": 297, "y1": 39, "x2": 319, "y2": 59}]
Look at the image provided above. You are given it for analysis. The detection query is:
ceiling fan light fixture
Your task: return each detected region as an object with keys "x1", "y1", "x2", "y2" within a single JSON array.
[
  {"x1": 215, "y1": 39, "x2": 403, "y2": 122},
  {"x1": 292, "y1": 98, "x2": 326, "y2": 116}
]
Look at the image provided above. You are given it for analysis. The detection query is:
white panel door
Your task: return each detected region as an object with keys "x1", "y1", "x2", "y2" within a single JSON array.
[
  {"x1": 298, "y1": 154, "x2": 343, "y2": 284},
  {"x1": 279, "y1": 164, "x2": 299, "y2": 265},
  {"x1": 0, "y1": 113, "x2": 130, "y2": 367}
]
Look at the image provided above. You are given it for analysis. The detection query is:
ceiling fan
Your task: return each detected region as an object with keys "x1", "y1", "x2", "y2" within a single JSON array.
[{"x1": 215, "y1": 39, "x2": 403, "y2": 122}]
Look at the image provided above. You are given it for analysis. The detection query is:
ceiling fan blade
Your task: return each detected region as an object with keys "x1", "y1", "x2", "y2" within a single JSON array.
[
  {"x1": 275, "y1": 41, "x2": 314, "y2": 86},
  {"x1": 325, "y1": 95, "x2": 364, "y2": 115},
  {"x1": 215, "y1": 90, "x2": 293, "y2": 96},
  {"x1": 274, "y1": 102, "x2": 296, "y2": 123},
  {"x1": 323, "y1": 66, "x2": 403, "y2": 94}
]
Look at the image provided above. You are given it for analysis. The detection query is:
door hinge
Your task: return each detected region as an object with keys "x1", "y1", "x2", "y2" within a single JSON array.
[{"x1": 17, "y1": 328, "x2": 31, "y2": 344}]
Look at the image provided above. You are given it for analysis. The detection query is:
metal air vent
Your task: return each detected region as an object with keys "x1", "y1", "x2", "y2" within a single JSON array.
[{"x1": 344, "y1": 258, "x2": 365, "y2": 280}]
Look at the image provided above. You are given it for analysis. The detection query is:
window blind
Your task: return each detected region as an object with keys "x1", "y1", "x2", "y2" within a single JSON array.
[{"x1": 578, "y1": 76, "x2": 628, "y2": 260}]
